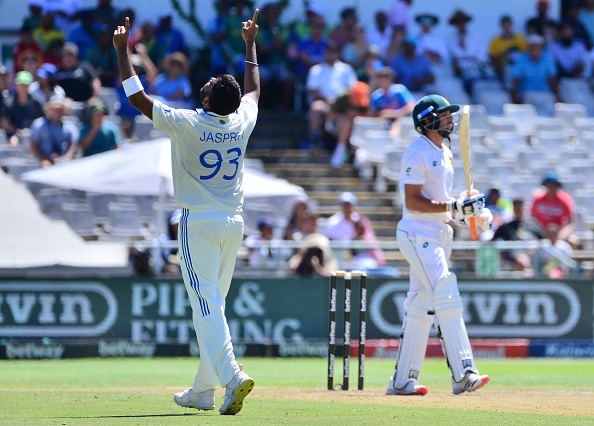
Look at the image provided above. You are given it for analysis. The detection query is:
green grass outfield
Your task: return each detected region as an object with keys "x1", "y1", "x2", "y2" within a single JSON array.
[{"x1": 1, "y1": 357, "x2": 593, "y2": 425}]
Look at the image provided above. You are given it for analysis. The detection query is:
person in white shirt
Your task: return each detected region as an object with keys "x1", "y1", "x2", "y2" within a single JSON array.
[
  {"x1": 305, "y1": 42, "x2": 357, "y2": 165},
  {"x1": 415, "y1": 13, "x2": 449, "y2": 66},
  {"x1": 385, "y1": 94, "x2": 492, "y2": 396},
  {"x1": 113, "y1": 9, "x2": 260, "y2": 416},
  {"x1": 367, "y1": 10, "x2": 393, "y2": 61}
]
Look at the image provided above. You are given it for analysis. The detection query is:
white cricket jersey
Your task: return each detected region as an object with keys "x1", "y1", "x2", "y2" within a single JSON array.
[
  {"x1": 399, "y1": 135, "x2": 454, "y2": 222},
  {"x1": 153, "y1": 97, "x2": 258, "y2": 213}
]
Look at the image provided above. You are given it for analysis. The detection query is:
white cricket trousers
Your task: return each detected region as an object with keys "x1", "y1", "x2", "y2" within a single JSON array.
[
  {"x1": 178, "y1": 209, "x2": 244, "y2": 392},
  {"x1": 396, "y1": 218, "x2": 453, "y2": 309}
]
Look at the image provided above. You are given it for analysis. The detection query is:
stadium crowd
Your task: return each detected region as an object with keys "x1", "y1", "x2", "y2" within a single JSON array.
[{"x1": 1, "y1": 0, "x2": 592, "y2": 278}]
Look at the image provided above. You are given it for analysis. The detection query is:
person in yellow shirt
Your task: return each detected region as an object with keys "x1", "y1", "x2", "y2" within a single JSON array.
[
  {"x1": 32, "y1": 7, "x2": 65, "y2": 51},
  {"x1": 488, "y1": 15, "x2": 527, "y2": 81}
]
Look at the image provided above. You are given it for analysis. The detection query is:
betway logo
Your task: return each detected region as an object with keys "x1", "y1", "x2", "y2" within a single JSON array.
[
  {"x1": 370, "y1": 281, "x2": 581, "y2": 338},
  {"x1": 0, "y1": 282, "x2": 118, "y2": 337}
]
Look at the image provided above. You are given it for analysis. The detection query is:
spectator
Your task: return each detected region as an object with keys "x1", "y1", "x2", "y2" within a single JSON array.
[
  {"x1": 415, "y1": 13, "x2": 449, "y2": 65},
  {"x1": 156, "y1": 9, "x2": 187, "y2": 55},
  {"x1": 530, "y1": 171, "x2": 580, "y2": 251},
  {"x1": 326, "y1": 80, "x2": 370, "y2": 168},
  {"x1": 85, "y1": 24, "x2": 119, "y2": 87},
  {"x1": 44, "y1": 0, "x2": 83, "y2": 36},
  {"x1": 93, "y1": 0, "x2": 120, "y2": 27},
  {"x1": 491, "y1": 198, "x2": 542, "y2": 276},
  {"x1": 484, "y1": 187, "x2": 514, "y2": 229},
  {"x1": 350, "y1": 217, "x2": 386, "y2": 270},
  {"x1": 148, "y1": 52, "x2": 192, "y2": 109},
  {"x1": 115, "y1": 45, "x2": 158, "y2": 138},
  {"x1": 0, "y1": 71, "x2": 44, "y2": 146},
  {"x1": 32, "y1": 7, "x2": 65, "y2": 51},
  {"x1": 256, "y1": 1, "x2": 294, "y2": 111},
  {"x1": 66, "y1": 9, "x2": 98, "y2": 60},
  {"x1": 244, "y1": 217, "x2": 276, "y2": 269},
  {"x1": 162, "y1": 208, "x2": 182, "y2": 276},
  {"x1": 41, "y1": 39, "x2": 65, "y2": 67},
  {"x1": 488, "y1": 15, "x2": 527, "y2": 82},
  {"x1": 29, "y1": 98, "x2": 79, "y2": 168},
  {"x1": 329, "y1": 7, "x2": 359, "y2": 52},
  {"x1": 294, "y1": 14, "x2": 328, "y2": 85},
  {"x1": 578, "y1": 0, "x2": 594, "y2": 44},
  {"x1": 286, "y1": 0, "x2": 325, "y2": 74},
  {"x1": 368, "y1": 66, "x2": 415, "y2": 120},
  {"x1": 525, "y1": 0, "x2": 558, "y2": 43},
  {"x1": 510, "y1": 34, "x2": 559, "y2": 104},
  {"x1": 207, "y1": 0, "x2": 233, "y2": 76},
  {"x1": 342, "y1": 25, "x2": 370, "y2": 72},
  {"x1": 390, "y1": 36, "x2": 435, "y2": 93},
  {"x1": 367, "y1": 11, "x2": 392, "y2": 62},
  {"x1": 289, "y1": 212, "x2": 339, "y2": 276},
  {"x1": 122, "y1": 9, "x2": 143, "y2": 51},
  {"x1": 304, "y1": 41, "x2": 357, "y2": 152},
  {"x1": 54, "y1": 42, "x2": 101, "y2": 103},
  {"x1": 79, "y1": 98, "x2": 121, "y2": 157},
  {"x1": 222, "y1": 0, "x2": 254, "y2": 75},
  {"x1": 15, "y1": 49, "x2": 43, "y2": 81},
  {"x1": 138, "y1": 21, "x2": 167, "y2": 67},
  {"x1": 0, "y1": 65, "x2": 12, "y2": 112},
  {"x1": 23, "y1": 0, "x2": 44, "y2": 32},
  {"x1": 548, "y1": 20, "x2": 588, "y2": 79},
  {"x1": 28, "y1": 63, "x2": 66, "y2": 108},
  {"x1": 388, "y1": 0, "x2": 412, "y2": 33},
  {"x1": 358, "y1": 45, "x2": 384, "y2": 88},
  {"x1": 12, "y1": 23, "x2": 43, "y2": 74},
  {"x1": 448, "y1": 9, "x2": 492, "y2": 96},
  {"x1": 562, "y1": 1, "x2": 592, "y2": 50},
  {"x1": 385, "y1": 24, "x2": 406, "y2": 64},
  {"x1": 283, "y1": 199, "x2": 310, "y2": 241}
]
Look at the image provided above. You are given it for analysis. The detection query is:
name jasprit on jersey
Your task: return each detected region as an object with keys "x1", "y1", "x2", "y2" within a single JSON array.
[{"x1": 199, "y1": 131, "x2": 244, "y2": 143}]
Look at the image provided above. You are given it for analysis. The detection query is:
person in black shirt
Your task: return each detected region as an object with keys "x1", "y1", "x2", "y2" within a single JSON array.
[{"x1": 54, "y1": 42, "x2": 101, "y2": 102}]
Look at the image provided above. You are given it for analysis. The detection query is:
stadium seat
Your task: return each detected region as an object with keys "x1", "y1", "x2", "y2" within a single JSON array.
[
  {"x1": 86, "y1": 192, "x2": 117, "y2": 223},
  {"x1": 503, "y1": 103, "x2": 538, "y2": 137},
  {"x1": 578, "y1": 130, "x2": 594, "y2": 150},
  {"x1": 350, "y1": 116, "x2": 389, "y2": 148},
  {"x1": 356, "y1": 129, "x2": 398, "y2": 192},
  {"x1": 486, "y1": 116, "x2": 517, "y2": 134},
  {"x1": 38, "y1": 187, "x2": 71, "y2": 220},
  {"x1": 103, "y1": 202, "x2": 147, "y2": 239},
  {"x1": 133, "y1": 115, "x2": 155, "y2": 141},
  {"x1": 471, "y1": 79, "x2": 504, "y2": 104},
  {"x1": 468, "y1": 104, "x2": 489, "y2": 141},
  {"x1": 532, "y1": 131, "x2": 571, "y2": 154},
  {"x1": 61, "y1": 202, "x2": 101, "y2": 239},
  {"x1": 475, "y1": 89, "x2": 511, "y2": 116},
  {"x1": 485, "y1": 131, "x2": 527, "y2": 161},
  {"x1": 100, "y1": 87, "x2": 120, "y2": 114},
  {"x1": 554, "y1": 103, "x2": 588, "y2": 127},
  {"x1": 523, "y1": 91, "x2": 556, "y2": 117}
]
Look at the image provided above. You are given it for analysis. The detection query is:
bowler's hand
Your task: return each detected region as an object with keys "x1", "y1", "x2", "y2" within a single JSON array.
[
  {"x1": 113, "y1": 17, "x2": 131, "y2": 52},
  {"x1": 242, "y1": 9, "x2": 259, "y2": 43}
]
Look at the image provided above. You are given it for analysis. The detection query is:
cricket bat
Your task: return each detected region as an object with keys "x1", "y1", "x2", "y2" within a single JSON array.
[{"x1": 458, "y1": 105, "x2": 478, "y2": 240}]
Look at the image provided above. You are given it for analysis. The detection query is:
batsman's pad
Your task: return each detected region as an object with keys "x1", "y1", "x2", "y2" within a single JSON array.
[
  {"x1": 392, "y1": 291, "x2": 433, "y2": 389},
  {"x1": 433, "y1": 273, "x2": 477, "y2": 381}
]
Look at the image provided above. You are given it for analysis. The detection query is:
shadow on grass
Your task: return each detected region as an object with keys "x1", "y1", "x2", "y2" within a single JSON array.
[{"x1": 57, "y1": 413, "x2": 209, "y2": 419}]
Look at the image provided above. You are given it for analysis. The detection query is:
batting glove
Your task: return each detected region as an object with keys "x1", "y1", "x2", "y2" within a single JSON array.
[
  {"x1": 478, "y1": 207, "x2": 494, "y2": 231},
  {"x1": 450, "y1": 193, "x2": 485, "y2": 222}
]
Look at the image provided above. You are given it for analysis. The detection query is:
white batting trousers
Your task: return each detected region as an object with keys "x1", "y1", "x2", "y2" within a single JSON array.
[
  {"x1": 396, "y1": 218, "x2": 453, "y2": 310},
  {"x1": 178, "y1": 209, "x2": 244, "y2": 392}
]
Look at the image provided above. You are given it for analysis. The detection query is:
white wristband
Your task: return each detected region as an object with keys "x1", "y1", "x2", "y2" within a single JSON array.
[{"x1": 122, "y1": 75, "x2": 143, "y2": 97}]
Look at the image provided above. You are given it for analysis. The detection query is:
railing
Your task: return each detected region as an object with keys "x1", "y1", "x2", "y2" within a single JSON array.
[{"x1": 133, "y1": 238, "x2": 581, "y2": 278}]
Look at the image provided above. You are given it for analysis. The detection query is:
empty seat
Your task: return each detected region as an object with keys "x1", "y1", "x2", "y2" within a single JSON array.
[
  {"x1": 103, "y1": 202, "x2": 146, "y2": 239},
  {"x1": 38, "y1": 187, "x2": 71, "y2": 220},
  {"x1": 99, "y1": 87, "x2": 120, "y2": 114},
  {"x1": 523, "y1": 91, "x2": 556, "y2": 117},
  {"x1": 554, "y1": 102, "x2": 588, "y2": 127},
  {"x1": 579, "y1": 130, "x2": 594, "y2": 150},
  {"x1": 485, "y1": 131, "x2": 527, "y2": 160},
  {"x1": 357, "y1": 129, "x2": 398, "y2": 192},
  {"x1": 133, "y1": 115, "x2": 155, "y2": 141},
  {"x1": 476, "y1": 89, "x2": 511, "y2": 115},
  {"x1": 532, "y1": 131, "x2": 571, "y2": 153},
  {"x1": 472, "y1": 79, "x2": 504, "y2": 103},
  {"x1": 61, "y1": 202, "x2": 100, "y2": 239},
  {"x1": 503, "y1": 103, "x2": 538, "y2": 136},
  {"x1": 86, "y1": 192, "x2": 117, "y2": 223},
  {"x1": 350, "y1": 116, "x2": 389, "y2": 147},
  {"x1": 486, "y1": 116, "x2": 517, "y2": 134},
  {"x1": 468, "y1": 104, "x2": 489, "y2": 140}
]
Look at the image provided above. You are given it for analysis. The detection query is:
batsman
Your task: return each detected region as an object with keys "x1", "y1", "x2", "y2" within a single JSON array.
[{"x1": 386, "y1": 94, "x2": 493, "y2": 396}]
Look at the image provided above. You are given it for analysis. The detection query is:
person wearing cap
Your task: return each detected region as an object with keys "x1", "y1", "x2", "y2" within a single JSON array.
[
  {"x1": 0, "y1": 71, "x2": 44, "y2": 146},
  {"x1": 85, "y1": 23, "x2": 119, "y2": 87},
  {"x1": 29, "y1": 97, "x2": 79, "y2": 167},
  {"x1": 78, "y1": 97, "x2": 121, "y2": 157},
  {"x1": 304, "y1": 40, "x2": 357, "y2": 160},
  {"x1": 530, "y1": 171, "x2": 580, "y2": 253},
  {"x1": 488, "y1": 15, "x2": 528, "y2": 81},
  {"x1": 389, "y1": 35, "x2": 435, "y2": 93},
  {"x1": 28, "y1": 63, "x2": 66, "y2": 108},
  {"x1": 55, "y1": 41, "x2": 101, "y2": 102},
  {"x1": 244, "y1": 216, "x2": 277, "y2": 268},
  {"x1": 32, "y1": 6, "x2": 65, "y2": 51},
  {"x1": 415, "y1": 13, "x2": 449, "y2": 65},
  {"x1": 289, "y1": 211, "x2": 339, "y2": 276},
  {"x1": 510, "y1": 33, "x2": 559, "y2": 104},
  {"x1": 156, "y1": 9, "x2": 187, "y2": 55},
  {"x1": 385, "y1": 93, "x2": 492, "y2": 396},
  {"x1": 147, "y1": 52, "x2": 192, "y2": 109},
  {"x1": 448, "y1": 9, "x2": 492, "y2": 96},
  {"x1": 367, "y1": 11, "x2": 392, "y2": 62}
]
